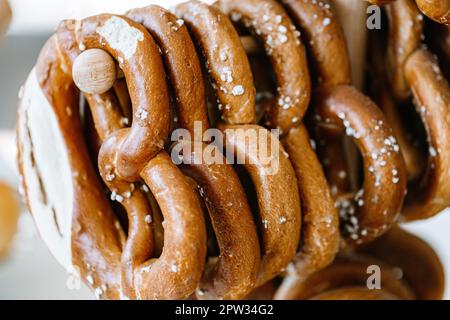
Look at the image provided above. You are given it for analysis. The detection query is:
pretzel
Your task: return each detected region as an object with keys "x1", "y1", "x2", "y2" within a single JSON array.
[
  {"x1": 16, "y1": 0, "x2": 450, "y2": 301},
  {"x1": 215, "y1": 0, "x2": 311, "y2": 134},
  {"x1": 126, "y1": 5, "x2": 210, "y2": 139},
  {"x1": 386, "y1": 0, "x2": 424, "y2": 101},
  {"x1": 73, "y1": 14, "x2": 210, "y2": 300},
  {"x1": 360, "y1": 227, "x2": 445, "y2": 299},
  {"x1": 18, "y1": 35, "x2": 124, "y2": 299},
  {"x1": 0, "y1": 181, "x2": 20, "y2": 258},
  {"x1": 283, "y1": 0, "x2": 351, "y2": 88},
  {"x1": 313, "y1": 85, "x2": 407, "y2": 244},
  {"x1": 176, "y1": 0, "x2": 302, "y2": 286},
  {"x1": 368, "y1": 30, "x2": 426, "y2": 180},
  {"x1": 415, "y1": 0, "x2": 450, "y2": 25},
  {"x1": 274, "y1": 125, "x2": 340, "y2": 300},
  {"x1": 290, "y1": 227, "x2": 443, "y2": 300},
  {"x1": 282, "y1": 0, "x2": 352, "y2": 197},
  {"x1": 402, "y1": 48, "x2": 450, "y2": 220},
  {"x1": 18, "y1": 14, "x2": 211, "y2": 300},
  {"x1": 213, "y1": 0, "x2": 340, "y2": 299},
  {"x1": 126, "y1": 5, "x2": 262, "y2": 299},
  {"x1": 281, "y1": 0, "x2": 407, "y2": 245},
  {"x1": 177, "y1": 141, "x2": 261, "y2": 299}
]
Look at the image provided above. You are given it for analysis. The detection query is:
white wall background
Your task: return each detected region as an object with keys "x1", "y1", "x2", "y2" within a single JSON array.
[{"x1": 7, "y1": 0, "x2": 214, "y2": 35}]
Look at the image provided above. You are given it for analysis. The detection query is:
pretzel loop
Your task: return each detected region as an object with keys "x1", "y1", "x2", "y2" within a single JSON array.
[
  {"x1": 176, "y1": 0, "x2": 302, "y2": 286},
  {"x1": 402, "y1": 48, "x2": 450, "y2": 220},
  {"x1": 313, "y1": 85, "x2": 407, "y2": 244},
  {"x1": 216, "y1": 0, "x2": 311, "y2": 134},
  {"x1": 75, "y1": 14, "x2": 171, "y2": 181}
]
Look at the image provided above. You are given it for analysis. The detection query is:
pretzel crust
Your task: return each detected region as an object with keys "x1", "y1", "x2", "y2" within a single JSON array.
[
  {"x1": 415, "y1": 0, "x2": 450, "y2": 25},
  {"x1": 175, "y1": 0, "x2": 256, "y2": 125},
  {"x1": 219, "y1": 124, "x2": 301, "y2": 286},
  {"x1": 360, "y1": 227, "x2": 445, "y2": 299},
  {"x1": 282, "y1": 0, "x2": 352, "y2": 197},
  {"x1": 403, "y1": 48, "x2": 450, "y2": 220},
  {"x1": 282, "y1": 0, "x2": 351, "y2": 87},
  {"x1": 18, "y1": 36, "x2": 123, "y2": 299},
  {"x1": 386, "y1": 0, "x2": 424, "y2": 101},
  {"x1": 135, "y1": 151, "x2": 207, "y2": 300},
  {"x1": 216, "y1": 0, "x2": 311, "y2": 134},
  {"x1": 126, "y1": 5, "x2": 209, "y2": 138},
  {"x1": 274, "y1": 125, "x2": 340, "y2": 299},
  {"x1": 294, "y1": 254, "x2": 415, "y2": 299},
  {"x1": 75, "y1": 14, "x2": 171, "y2": 181},
  {"x1": 179, "y1": 141, "x2": 260, "y2": 299},
  {"x1": 314, "y1": 85, "x2": 407, "y2": 244}
]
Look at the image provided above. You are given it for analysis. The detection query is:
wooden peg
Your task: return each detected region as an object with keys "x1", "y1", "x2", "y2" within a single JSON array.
[{"x1": 72, "y1": 48, "x2": 117, "y2": 94}]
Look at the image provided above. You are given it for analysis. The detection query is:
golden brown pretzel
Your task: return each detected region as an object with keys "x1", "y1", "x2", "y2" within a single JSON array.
[
  {"x1": 368, "y1": 30, "x2": 426, "y2": 181},
  {"x1": 289, "y1": 227, "x2": 444, "y2": 300},
  {"x1": 126, "y1": 5, "x2": 209, "y2": 139},
  {"x1": 74, "y1": 14, "x2": 208, "y2": 300},
  {"x1": 415, "y1": 0, "x2": 450, "y2": 25},
  {"x1": 216, "y1": 0, "x2": 311, "y2": 134},
  {"x1": 281, "y1": 0, "x2": 353, "y2": 197},
  {"x1": 175, "y1": 1, "x2": 256, "y2": 126},
  {"x1": 292, "y1": 253, "x2": 415, "y2": 299},
  {"x1": 176, "y1": 0, "x2": 302, "y2": 286},
  {"x1": 386, "y1": 0, "x2": 424, "y2": 101},
  {"x1": 218, "y1": 0, "x2": 339, "y2": 289},
  {"x1": 19, "y1": 14, "x2": 209, "y2": 300},
  {"x1": 313, "y1": 85, "x2": 407, "y2": 244},
  {"x1": 274, "y1": 125, "x2": 340, "y2": 299},
  {"x1": 75, "y1": 15, "x2": 171, "y2": 182},
  {"x1": 177, "y1": 141, "x2": 260, "y2": 300},
  {"x1": 208, "y1": 0, "x2": 340, "y2": 298},
  {"x1": 402, "y1": 48, "x2": 450, "y2": 220},
  {"x1": 124, "y1": 5, "x2": 261, "y2": 299},
  {"x1": 282, "y1": 0, "x2": 351, "y2": 88},
  {"x1": 18, "y1": 34, "x2": 124, "y2": 299},
  {"x1": 218, "y1": 124, "x2": 301, "y2": 286},
  {"x1": 57, "y1": 18, "x2": 164, "y2": 298},
  {"x1": 360, "y1": 227, "x2": 445, "y2": 299}
]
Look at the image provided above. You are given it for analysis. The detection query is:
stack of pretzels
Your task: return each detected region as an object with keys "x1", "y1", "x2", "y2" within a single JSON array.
[{"x1": 16, "y1": 0, "x2": 449, "y2": 300}]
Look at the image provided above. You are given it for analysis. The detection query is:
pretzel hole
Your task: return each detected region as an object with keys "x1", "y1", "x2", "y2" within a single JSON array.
[
  {"x1": 80, "y1": 89, "x2": 169, "y2": 258},
  {"x1": 180, "y1": 172, "x2": 219, "y2": 257},
  {"x1": 233, "y1": 165, "x2": 263, "y2": 246}
]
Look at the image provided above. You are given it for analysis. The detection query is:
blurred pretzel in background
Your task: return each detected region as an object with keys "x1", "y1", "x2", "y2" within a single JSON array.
[
  {"x1": 0, "y1": 0, "x2": 18, "y2": 260},
  {"x1": 15, "y1": 0, "x2": 449, "y2": 300},
  {"x1": 0, "y1": 0, "x2": 11, "y2": 42},
  {"x1": 0, "y1": 182, "x2": 20, "y2": 258}
]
